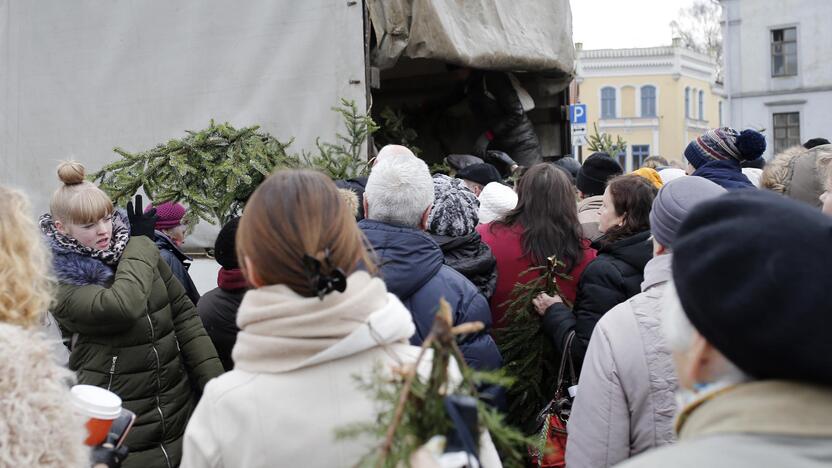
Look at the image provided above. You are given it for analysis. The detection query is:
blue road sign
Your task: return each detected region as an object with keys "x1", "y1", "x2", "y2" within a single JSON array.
[{"x1": 570, "y1": 104, "x2": 587, "y2": 124}]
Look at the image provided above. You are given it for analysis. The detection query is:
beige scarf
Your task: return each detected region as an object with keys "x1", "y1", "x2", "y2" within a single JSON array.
[{"x1": 232, "y1": 271, "x2": 416, "y2": 373}]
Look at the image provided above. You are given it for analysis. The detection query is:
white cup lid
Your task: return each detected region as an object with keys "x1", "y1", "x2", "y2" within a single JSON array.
[{"x1": 70, "y1": 385, "x2": 122, "y2": 420}]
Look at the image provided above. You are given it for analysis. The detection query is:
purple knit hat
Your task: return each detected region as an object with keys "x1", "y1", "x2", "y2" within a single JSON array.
[
  {"x1": 145, "y1": 201, "x2": 186, "y2": 230},
  {"x1": 684, "y1": 127, "x2": 766, "y2": 169}
]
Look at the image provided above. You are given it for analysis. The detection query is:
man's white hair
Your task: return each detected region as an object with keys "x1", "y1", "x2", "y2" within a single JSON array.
[
  {"x1": 365, "y1": 152, "x2": 434, "y2": 228},
  {"x1": 662, "y1": 281, "x2": 749, "y2": 383}
]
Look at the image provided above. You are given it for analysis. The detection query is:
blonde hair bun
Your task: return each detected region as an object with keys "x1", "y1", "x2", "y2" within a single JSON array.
[{"x1": 57, "y1": 161, "x2": 86, "y2": 186}]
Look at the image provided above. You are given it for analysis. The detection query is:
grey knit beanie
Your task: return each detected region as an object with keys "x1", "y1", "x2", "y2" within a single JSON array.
[
  {"x1": 428, "y1": 174, "x2": 480, "y2": 237},
  {"x1": 650, "y1": 176, "x2": 726, "y2": 248}
]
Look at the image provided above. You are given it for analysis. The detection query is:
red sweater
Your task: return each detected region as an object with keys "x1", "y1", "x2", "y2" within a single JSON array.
[{"x1": 477, "y1": 223, "x2": 597, "y2": 328}]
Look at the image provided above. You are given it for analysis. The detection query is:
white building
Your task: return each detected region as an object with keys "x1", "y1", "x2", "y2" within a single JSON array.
[{"x1": 721, "y1": 0, "x2": 832, "y2": 158}]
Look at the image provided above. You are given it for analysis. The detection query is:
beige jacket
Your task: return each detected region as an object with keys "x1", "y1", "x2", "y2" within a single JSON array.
[
  {"x1": 181, "y1": 272, "x2": 501, "y2": 468},
  {"x1": 566, "y1": 254, "x2": 677, "y2": 468},
  {"x1": 577, "y1": 195, "x2": 604, "y2": 241},
  {"x1": 615, "y1": 380, "x2": 832, "y2": 468}
]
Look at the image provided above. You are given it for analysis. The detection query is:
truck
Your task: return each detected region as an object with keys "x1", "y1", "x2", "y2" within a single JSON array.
[{"x1": 0, "y1": 0, "x2": 575, "y2": 290}]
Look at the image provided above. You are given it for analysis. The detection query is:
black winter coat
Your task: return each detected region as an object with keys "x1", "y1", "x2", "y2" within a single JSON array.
[
  {"x1": 153, "y1": 231, "x2": 200, "y2": 306},
  {"x1": 542, "y1": 231, "x2": 653, "y2": 373},
  {"x1": 469, "y1": 71, "x2": 542, "y2": 166},
  {"x1": 196, "y1": 287, "x2": 245, "y2": 371},
  {"x1": 431, "y1": 231, "x2": 498, "y2": 301}
]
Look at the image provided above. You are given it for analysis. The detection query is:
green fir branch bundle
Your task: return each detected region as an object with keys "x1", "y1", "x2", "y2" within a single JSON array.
[
  {"x1": 336, "y1": 300, "x2": 531, "y2": 468},
  {"x1": 586, "y1": 122, "x2": 627, "y2": 157},
  {"x1": 495, "y1": 257, "x2": 573, "y2": 436},
  {"x1": 92, "y1": 99, "x2": 377, "y2": 226}
]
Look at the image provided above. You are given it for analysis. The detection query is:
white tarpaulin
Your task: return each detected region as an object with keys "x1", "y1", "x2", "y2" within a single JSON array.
[
  {"x1": 368, "y1": 0, "x2": 575, "y2": 75},
  {"x1": 0, "y1": 0, "x2": 366, "y2": 246}
]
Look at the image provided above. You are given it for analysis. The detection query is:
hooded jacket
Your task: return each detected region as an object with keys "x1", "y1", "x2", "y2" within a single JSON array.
[
  {"x1": 565, "y1": 254, "x2": 678, "y2": 468},
  {"x1": 543, "y1": 231, "x2": 653, "y2": 373},
  {"x1": 692, "y1": 160, "x2": 755, "y2": 190},
  {"x1": 153, "y1": 230, "x2": 200, "y2": 305},
  {"x1": 50, "y1": 235, "x2": 223, "y2": 468},
  {"x1": 430, "y1": 231, "x2": 498, "y2": 300},
  {"x1": 180, "y1": 272, "x2": 502, "y2": 468},
  {"x1": 359, "y1": 219, "x2": 502, "y2": 371}
]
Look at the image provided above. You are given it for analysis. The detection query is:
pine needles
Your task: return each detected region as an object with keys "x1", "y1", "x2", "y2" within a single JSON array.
[
  {"x1": 91, "y1": 99, "x2": 377, "y2": 226},
  {"x1": 336, "y1": 299, "x2": 531, "y2": 468},
  {"x1": 496, "y1": 257, "x2": 573, "y2": 435}
]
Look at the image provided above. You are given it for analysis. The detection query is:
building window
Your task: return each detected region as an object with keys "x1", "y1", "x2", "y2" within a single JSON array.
[
  {"x1": 632, "y1": 145, "x2": 650, "y2": 168},
  {"x1": 641, "y1": 85, "x2": 656, "y2": 117},
  {"x1": 601, "y1": 87, "x2": 616, "y2": 118},
  {"x1": 773, "y1": 112, "x2": 800, "y2": 153},
  {"x1": 616, "y1": 150, "x2": 627, "y2": 169},
  {"x1": 684, "y1": 87, "x2": 690, "y2": 118},
  {"x1": 698, "y1": 90, "x2": 704, "y2": 120},
  {"x1": 718, "y1": 101, "x2": 724, "y2": 126},
  {"x1": 771, "y1": 27, "x2": 797, "y2": 77}
]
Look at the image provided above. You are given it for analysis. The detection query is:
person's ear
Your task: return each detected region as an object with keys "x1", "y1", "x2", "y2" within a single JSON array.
[
  {"x1": 362, "y1": 197, "x2": 369, "y2": 219},
  {"x1": 682, "y1": 333, "x2": 715, "y2": 387},
  {"x1": 242, "y1": 256, "x2": 264, "y2": 288},
  {"x1": 54, "y1": 219, "x2": 67, "y2": 235},
  {"x1": 473, "y1": 185, "x2": 483, "y2": 197},
  {"x1": 420, "y1": 205, "x2": 433, "y2": 231},
  {"x1": 653, "y1": 239, "x2": 668, "y2": 256}
]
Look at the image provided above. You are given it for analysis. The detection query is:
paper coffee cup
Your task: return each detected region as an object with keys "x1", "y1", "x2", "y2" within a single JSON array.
[{"x1": 70, "y1": 385, "x2": 122, "y2": 446}]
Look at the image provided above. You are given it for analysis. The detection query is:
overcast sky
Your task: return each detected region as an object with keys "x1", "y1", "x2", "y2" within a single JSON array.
[{"x1": 572, "y1": 0, "x2": 699, "y2": 50}]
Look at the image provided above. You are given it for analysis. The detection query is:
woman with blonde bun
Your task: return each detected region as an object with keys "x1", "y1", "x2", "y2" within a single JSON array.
[{"x1": 41, "y1": 161, "x2": 223, "y2": 468}]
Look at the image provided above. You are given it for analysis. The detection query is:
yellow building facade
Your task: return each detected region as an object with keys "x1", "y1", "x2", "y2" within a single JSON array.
[{"x1": 574, "y1": 40, "x2": 724, "y2": 172}]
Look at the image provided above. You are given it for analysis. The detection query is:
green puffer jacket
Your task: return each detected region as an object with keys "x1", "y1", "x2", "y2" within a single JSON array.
[{"x1": 51, "y1": 236, "x2": 224, "y2": 468}]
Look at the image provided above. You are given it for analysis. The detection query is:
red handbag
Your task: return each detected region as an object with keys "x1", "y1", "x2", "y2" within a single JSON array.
[{"x1": 529, "y1": 331, "x2": 577, "y2": 468}]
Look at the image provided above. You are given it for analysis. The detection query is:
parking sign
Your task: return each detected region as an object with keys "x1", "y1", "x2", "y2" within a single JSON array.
[{"x1": 570, "y1": 104, "x2": 587, "y2": 124}]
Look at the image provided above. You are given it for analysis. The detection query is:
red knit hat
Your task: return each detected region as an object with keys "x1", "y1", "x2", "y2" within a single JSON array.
[{"x1": 145, "y1": 201, "x2": 186, "y2": 230}]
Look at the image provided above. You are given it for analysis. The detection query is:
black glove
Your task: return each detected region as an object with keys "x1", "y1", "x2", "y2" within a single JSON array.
[
  {"x1": 91, "y1": 443, "x2": 129, "y2": 468},
  {"x1": 126, "y1": 194, "x2": 157, "y2": 239}
]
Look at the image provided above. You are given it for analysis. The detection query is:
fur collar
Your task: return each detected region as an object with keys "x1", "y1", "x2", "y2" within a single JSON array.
[{"x1": 51, "y1": 250, "x2": 114, "y2": 287}]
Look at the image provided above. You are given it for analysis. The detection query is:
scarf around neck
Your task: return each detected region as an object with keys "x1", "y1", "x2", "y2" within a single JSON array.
[
  {"x1": 232, "y1": 271, "x2": 416, "y2": 374},
  {"x1": 39, "y1": 210, "x2": 130, "y2": 266}
]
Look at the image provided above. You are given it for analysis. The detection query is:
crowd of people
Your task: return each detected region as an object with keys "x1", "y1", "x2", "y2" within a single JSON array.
[{"x1": 1, "y1": 125, "x2": 831, "y2": 467}]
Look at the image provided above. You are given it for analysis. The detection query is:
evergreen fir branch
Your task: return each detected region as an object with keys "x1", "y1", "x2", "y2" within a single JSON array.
[
  {"x1": 495, "y1": 257, "x2": 574, "y2": 440},
  {"x1": 337, "y1": 300, "x2": 531, "y2": 467}
]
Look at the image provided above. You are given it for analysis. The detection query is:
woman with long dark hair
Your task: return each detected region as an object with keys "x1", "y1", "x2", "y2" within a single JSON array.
[
  {"x1": 535, "y1": 174, "x2": 657, "y2": 373},
  {"x1": 477, "y1": 163, "x2": 597, "y2": 328}
]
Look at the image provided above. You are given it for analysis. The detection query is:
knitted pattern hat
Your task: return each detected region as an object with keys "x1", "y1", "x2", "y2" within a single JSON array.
[
  {"x1": 145, "y1": 201, "x2": 186, "y2": 230},
  {"x1": 214, "y1": 216, "x2": 241, "y2": 269},
  {"x1": 478, "y1": 182, "x2": 518, "y2": 224},
  {"x1": 650, "y1": 176, "x2": 725, "y2": 248},
  {"x1": 672, "y1": 190, "x2": 832, "y2": 384},
  {"x1": 684, "y1": 127, "x2": 766, "y2": 169},
  {"x1": 576, "y1": 152, "x2": 623, "y2": 196},
  {"x1": 428, "y1": 174, "x2": 480, "y2": 237}
]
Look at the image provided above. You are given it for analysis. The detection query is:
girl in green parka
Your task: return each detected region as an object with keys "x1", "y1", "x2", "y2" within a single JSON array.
[{"x1": 41, "y1": 161, "x2": 224, "y2": 468}]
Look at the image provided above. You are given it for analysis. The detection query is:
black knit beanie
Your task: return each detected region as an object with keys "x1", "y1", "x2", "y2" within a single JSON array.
[
  {"x1": 214, "y1": 217, "x2": 241, "y2": 269},
  {"x1": 576, "y1": 153, "x2": 623, "y2": 196},
  {"x1": 456, "y1": 163, "x2": 502, "y2": 186},
  {"x1": 672, "y1": 190, "x2": 832, "y2": 385}
]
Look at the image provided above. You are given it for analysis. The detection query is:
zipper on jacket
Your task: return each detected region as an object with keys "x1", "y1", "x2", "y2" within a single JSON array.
[
  {"x1": 145, "y1": 313, "x2": 171, "y2": 468},
  {"x1": 106, "y1": 356, "x2": 118, "y2": 391}
]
